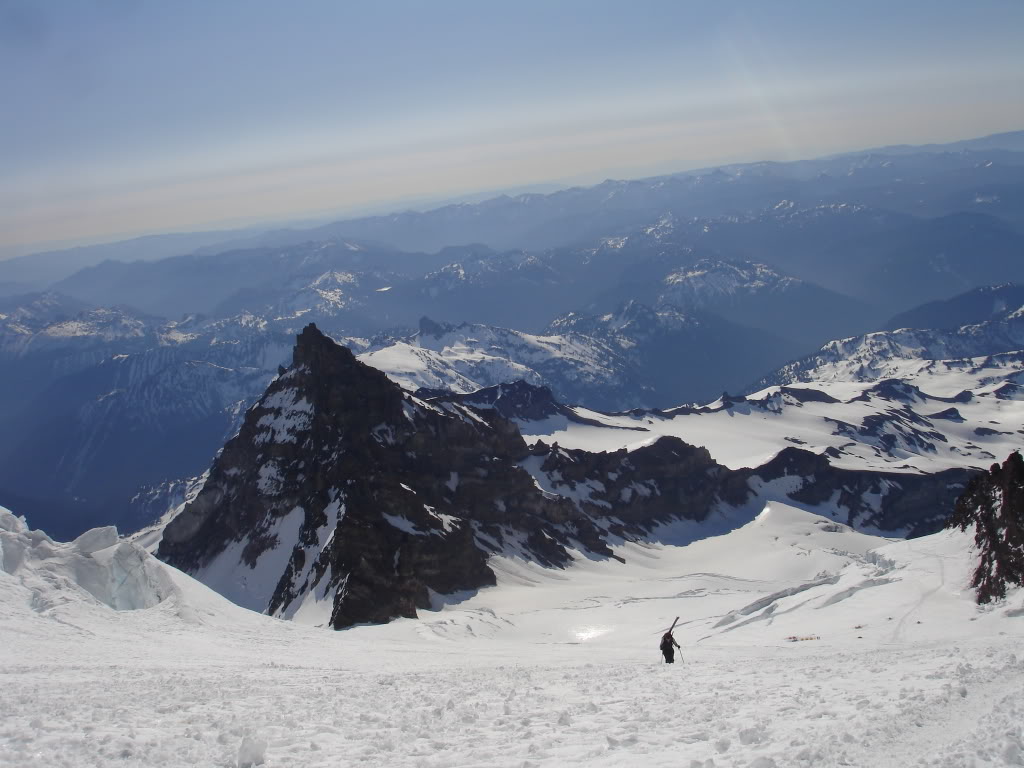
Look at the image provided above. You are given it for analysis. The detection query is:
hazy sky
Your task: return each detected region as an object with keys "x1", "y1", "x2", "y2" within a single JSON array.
[{"x1": 3, "y1": 0, "x2": 1023, "y2": 250}]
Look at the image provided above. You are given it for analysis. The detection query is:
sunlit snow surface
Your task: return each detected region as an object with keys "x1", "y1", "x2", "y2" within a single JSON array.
[
  {"x1": 515, "y1": 358, "x2": 1024, "y2": 474},
  {"x1": 2, "y1": 502, "x2": 1023, "y2": 767}
]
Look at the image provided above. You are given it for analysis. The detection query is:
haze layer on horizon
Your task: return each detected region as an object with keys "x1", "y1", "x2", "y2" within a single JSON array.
[{"x1": 3, "y1": 0, "x2": 1023, "y2": 251}]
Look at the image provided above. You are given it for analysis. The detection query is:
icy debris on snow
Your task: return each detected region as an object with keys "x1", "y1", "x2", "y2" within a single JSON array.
[
  {"x1": 820, "y1": 577, "x2": 896, "y2": 607},
  {"x1": 236, "y1": 735, "x2": 267, "y2": 767},
  {"x1": 72, "y1": 526, "x2": 119, "y2": 554},
  {"x1": 0, "y1": 507, "x2": 178, "y2": 611},
  {"x1": 0, "y1": 508, "x2": 28, "y2": 534},
  {"x1": 715, "y1": 575, "x2": 841, "y2": 627}
]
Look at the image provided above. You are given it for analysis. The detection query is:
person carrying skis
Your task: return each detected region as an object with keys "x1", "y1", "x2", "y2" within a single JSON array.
[{"x1": 660, "y1": 630, "x2": 681, "y2": 663}]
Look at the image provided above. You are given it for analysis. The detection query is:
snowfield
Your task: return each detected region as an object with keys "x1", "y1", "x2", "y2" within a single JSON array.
[
  {"x1": 2, "y1": 502, "x2": 1023, "y2": 768},
  {"x1": 515, "y1": 364, "x2": 1024, "y2": 475}
]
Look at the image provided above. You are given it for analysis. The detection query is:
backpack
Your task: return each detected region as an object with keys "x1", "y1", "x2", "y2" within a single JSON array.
[{"x1": 660, "y1": 634, "x2": 673, "y2": 652}]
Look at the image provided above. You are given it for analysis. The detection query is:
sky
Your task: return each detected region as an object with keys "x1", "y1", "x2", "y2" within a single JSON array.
[{"x1": 2, "y1": 0, "x2": 1024, "y2": 252}]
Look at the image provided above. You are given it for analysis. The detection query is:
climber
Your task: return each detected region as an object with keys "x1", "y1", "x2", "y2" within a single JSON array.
[{"x1": 660, "y1": 630, "x2": 681, "y2": 663}]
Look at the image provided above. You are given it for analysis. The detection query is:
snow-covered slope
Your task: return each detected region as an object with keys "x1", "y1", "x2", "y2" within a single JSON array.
[
  {"x1": 358, "y1": 300, "x2": 801, "y2": 410},
  {"x1": 359, "y1": 317, "x2": 646, "y2": 410},
  {"x1": 545, "y1": 300, "x2": 801, "y2": 406},
  {"x1": 3, "y1": 501, "x2": 1023, "y2": 767},
  {"x1": 659, "y1": 259, "x2": 802, "y2": 305},
  {"x1": 0, "y1": 291, "x2": 92, "y2": 336},
  {"x1": 360, "y1": 296, "x2": 798, "y2": 411},
  {"x1": 450, "y1": 501, "x2": 1022, "y2": 649},
  {"x1": 768, "y1": 302, "x2": 1024, "y2": 386},
  {"x1": 514, "y1": 353, "x2": 1024, "y2": 476}
]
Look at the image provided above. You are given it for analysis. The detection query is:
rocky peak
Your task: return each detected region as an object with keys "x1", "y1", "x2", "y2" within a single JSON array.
[
  {"x1": 947, "y1": 451, "x2": 1024, "y2": 603},
  {"x1": 417, "y1": 316, "x2": 458, "y2": 338},
  {"x1": 293, "y1": 322, "x2": 374, "y2": 380},
  {"x1": 157, "y1": 324, "x2": 586, "y2": 628}
]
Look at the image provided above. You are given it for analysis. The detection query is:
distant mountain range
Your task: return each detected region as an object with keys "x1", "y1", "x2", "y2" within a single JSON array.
[
  {"x1": 0, "y1": 227, "x2": 262, "y2": 295},
  {"x1": 762, "y1": 298, "x2": 1024, "y2": 387},
  {"x1": 181, "y1": 130, "x2": 1024, "y2": 255},
  {"x1": 4, "y1": 279, "x2": 1022, "y2": 542},
  {"x1": 1, "y1": 130, "x2": 1023, "y2": 540},
  {"x1": 3, "y1": 128, "x2": 1022, "y2": 295},
  {"x1": 885, "y1": 283, "x2": 1024, "y2": 331}
]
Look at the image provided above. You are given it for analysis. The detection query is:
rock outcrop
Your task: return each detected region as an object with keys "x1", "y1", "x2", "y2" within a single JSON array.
[
  {"x1": 947, "y1": 451, "x2": 1024, "y2": 603},
  {"x1": 745, "y1": 447, "x2": 976, "y2": 536}
]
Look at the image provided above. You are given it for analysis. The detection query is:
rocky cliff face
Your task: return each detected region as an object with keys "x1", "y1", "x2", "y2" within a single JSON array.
[
  {"x1": 743, "y1": 447, "x2": 975, "y2": 536},
  {"x1": 947, "y1": 451, "x2": 1024, "y2": 603},
  {"x1": 523, "y1": 440, "x2": 972, "y2": 537},
  {"x1": 158, "y1": 324, "x2": 598, "y2": 628}
]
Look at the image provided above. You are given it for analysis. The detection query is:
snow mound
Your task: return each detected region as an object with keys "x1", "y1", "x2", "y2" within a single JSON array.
[{"x1": 0, "y1": 506, "x2": 178, "y2": 613}]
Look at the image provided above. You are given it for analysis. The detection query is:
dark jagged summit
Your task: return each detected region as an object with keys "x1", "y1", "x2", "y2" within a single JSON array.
[
  {"x1": 158, "y1": 324, "x2": 593, "y2": 628},
  {"x1": 418, "y1": 316, "x2": 457, "y2": 338},
  {"x1": 947, "y1": 451, "x2": 1024, "y2": 603}
]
